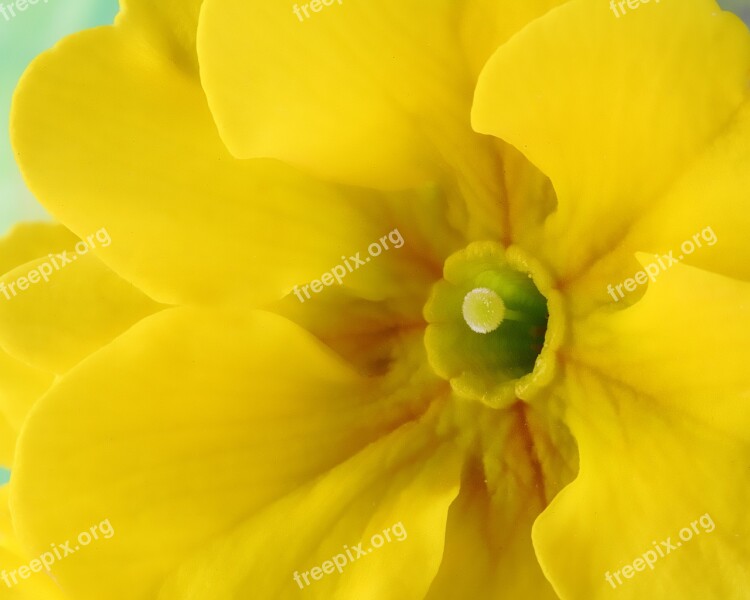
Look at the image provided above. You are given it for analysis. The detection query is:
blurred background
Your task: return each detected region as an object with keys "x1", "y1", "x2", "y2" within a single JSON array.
[{"x1": 0, "y1": 0, "x2": 749, "y2": 236}]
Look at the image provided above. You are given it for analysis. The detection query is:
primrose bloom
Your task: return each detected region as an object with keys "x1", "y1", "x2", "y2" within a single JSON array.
[{"x1": 2, "y1": 0, "x2": 750, "y2": 599}]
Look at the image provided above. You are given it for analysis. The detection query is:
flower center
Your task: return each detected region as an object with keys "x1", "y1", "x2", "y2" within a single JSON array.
[{"x1": 424, "y1": 241, "x2": 564, "y2": 408}]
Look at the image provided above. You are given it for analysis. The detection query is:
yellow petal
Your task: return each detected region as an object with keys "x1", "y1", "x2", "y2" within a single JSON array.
[
  {"x1": 0, "y1": 223, "x2": 77, "y2": 279},
  {"x1": 496, "y1": 141, "x2": 559, "y2": 249},
  {"x1": 564, "y1": 101, "x2": 750, "y2": 311},
  {"x1": 271, "y1": 187, "x2": 470, "y2": 375},
  {"x1": 0, "y1": 226, "x2": 67, "y2": 468},
  {"x1": 459, "y1": 0, "x2": 566, "y2": 247},
  {"x1": 0, "y1": 349, "x2": 53, "y2": 464},
  {"x1": 197, "y1": 0, "x2": 518, "y2": 238},
  {"x1": 11, "y1": 24, "x2": 422, "y2": 306},
  {"x1": 0, "y1": 544, "x2": 67, "y2": 600},
  {"x1": 570, "y1": 256, "x2": 750, "y2": 431},
  {"x1": 0, "y1": 416, "x2": 16, "y2": 467},
  {"x1": 473, "y1": 0, "x2": 750, "y2": 282},
  {"x1": 0, "y1": 345, "x2": 54, "y2": 468},
  {"x1": 534, "y1": 260, "x2": 750, "y2": 598},
  {"x1": 425, "y1": 401, "x2": 576, "y2": 600},
  {"x1": 11, "y1": 307, "x2": 433, "y2": 599},
  {"x1": 1, "y1": 488, "x2": 64, "y2": 600},
  {"x1": 158, "y1": 414, "x2": 461, "y2": 599},
  {"x1": 612, "y1": 101, "x2": 750, "y2": 282},
  {"x1": 0, "y1": 486, "x2": 11, "y2": 541},
  {"x1": 534, "y1": 364, "x2": 750, "y2": 599},
  {"x1": 0, "y1": 250, "x2": 162, "y2": 374},
  {"x1": 118, "y1": 0, "x2": 203, "y2": 72},
  {"x1": 274, "y1": 287, "x2": 428, "y2": 377},
  {"x1": 459, "y1": 0, "x2": 568, "y2": 78}
]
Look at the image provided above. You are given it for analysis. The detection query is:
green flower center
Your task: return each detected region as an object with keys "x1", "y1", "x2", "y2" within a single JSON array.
[{"x1": 424, "y1": 241, "x2": 563, "y2": 408}]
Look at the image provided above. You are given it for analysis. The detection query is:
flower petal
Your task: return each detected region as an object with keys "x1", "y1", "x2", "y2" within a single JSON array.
[
  {"x1": 425, "y1": 401, "x2": 576, "y2": 600},
  {"x1": 0, "y1": 251, "x2": 162, "y2": 374},
  {"x1": 197, "y1": 0, "x2": 550, "y2": 237},
  {"x1": 11, "y1": 307, "x2": 434, "y2": 599},
  {"x1": 0, "y1": 543, "x2": 67, "y2": 599},
  {"x1": 11, "y1": 24, "x2": 418, "y2": 306},
  {"x1": 118, "y1": 0, "x2": 203, "y2": 72},
  {"x1": 612, "y1": 101, "x2": 750, "y2": 282},
  {"x1": 570, "y1": 256, "x2": 750, "y2": 430},
  {"x1": 0, "y1": 416, "x2": 16, "y2": 467},
  {"x1": 459, "y1": 0, "x2": 567, "y2": 77},
  {"x1": 1, "y1": 486, "x2": 63, "y2": 599},
  {"x1": 425, "y1": 480, "x2": 559, "y2": 600},
  {"x1": 534, "y1": 364, "x2": 750, "y2": 599},
  {"x1": 0, "y1": 349, "x2": 53, "y2": 464},
  {"x1": 563, "y1": 101, "x2": 750, "y2": 311},
  {"x1": 158, "y1": 413, "x2": 461, "y2": 599},
  {"x1": 0, "y1": 223, "x2": 78, "y2": 278},
  {"x1": 534, "y1": 260, "x2": 750, "y2": 598},
  {"x1": 472, "y1": 0, "x2": 750, "y2": 281}
]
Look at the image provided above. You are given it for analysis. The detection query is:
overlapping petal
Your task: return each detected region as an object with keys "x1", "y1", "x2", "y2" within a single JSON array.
[
  {"x1": 569, "y1": 257, "x2": 750, "y2": 432},
  {"x1": 118, "y1": 0, "x2": 203, "y2": 72},
  {"x1": 197, "y1": 0, "x2": 567, "y2": 241},
  {"x1": 0, "y1": 251, "x2": 162, "y2": 374},
  {"x1": 535, "y1": 365, "x2": 750, "y2": 600},
  {"x1": 458, "y1": 0, "x2": 567, "y2": 78},
  {"x1": 11, "y1": 306, "x2": 438, "y2": 599},
  {"x1": 0, "y1": 543, "x2": 66, "y2": 600},
  {"x1": 157, "y1": 413, "x2": 461, "y2": 599},
  {"x1": 0, "y1": 416, "x2": 15, "y2": 467},
  {"x1": 473, "y1": 0, "x2": 750, "y2": 296},
  {"x1": 533, "y1": 260, "x2": 750, "y2": 598},
  {"x1": 425, "y1": 400, "x2": 577, "y2": 600},
  {"x1": 558, "y1": 99, "x2": 750, "y2": 310},
  {"x1": 0, "y1": 224, "x2": 78, "y2": 279},
  {"x1": 611, "y1": 102, "x2": 750, "y2": 283},
  {"x1": 11, "y1": 18, "x2": 433, "y2": 307},
  {"x1": 0, "y1": 349, "x2": 53, "y2": 464}
]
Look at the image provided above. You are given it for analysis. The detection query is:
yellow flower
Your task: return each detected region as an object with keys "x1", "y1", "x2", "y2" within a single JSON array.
[{"x1": 3, "y1": 0, "x2": 750, "y2": 599}]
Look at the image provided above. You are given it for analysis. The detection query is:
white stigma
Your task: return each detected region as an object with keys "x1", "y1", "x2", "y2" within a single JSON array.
[{"x1": 462, "y1": 287, "x2": 505, "y2": 334}]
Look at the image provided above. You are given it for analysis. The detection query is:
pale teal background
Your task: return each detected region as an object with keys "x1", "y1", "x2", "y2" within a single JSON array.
[
  {"x1": 0, "y1": 0, "x2": 749, "y2": 237},
  {"x1": 0, "y1": 0, "x2": 119, "y2": 234}
]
